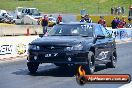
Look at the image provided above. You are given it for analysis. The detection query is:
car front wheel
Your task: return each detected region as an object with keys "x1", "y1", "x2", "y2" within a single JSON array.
[
  {"x1": 83, "y1": 51, "x2": 95, "y2": 74},
  {"x1": 27, "y1": 62, "x2": 39, "y2": 74}
]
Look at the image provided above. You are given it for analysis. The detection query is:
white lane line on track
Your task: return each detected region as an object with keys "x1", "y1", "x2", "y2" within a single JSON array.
[{"x1": 119, "y1": 82, "x2": 132, "y2": 88}]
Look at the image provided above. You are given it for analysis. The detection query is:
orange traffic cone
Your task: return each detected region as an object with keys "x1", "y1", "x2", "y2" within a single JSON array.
[
  {"x1": 35, "y1": 30, "x2": 37, "y2": 35},
  {"x1": 26, "y1": 28, "x2": 30, "y2": 36}
]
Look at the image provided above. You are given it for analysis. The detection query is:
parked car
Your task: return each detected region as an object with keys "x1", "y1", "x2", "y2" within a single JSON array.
[
  {"x1": 14, "y1": 7, "x2": 42, "y2": 25},
  {"x1": 48, "y1": 17, "x2": 56, "y2": 27},
  {"x1": 15, "y1": 7, "x2": 23, "y2": 19},
  {"x1": 0, "y1": 10, "x2": 7, "y2": 22},
  {"x1": 0, "y1": 10, "x2": 14, "y2": 24}
]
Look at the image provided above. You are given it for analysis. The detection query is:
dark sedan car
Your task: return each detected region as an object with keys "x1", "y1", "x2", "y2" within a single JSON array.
[{"x1": 27, "y1": 22, "x2": 117, "y2": 74}]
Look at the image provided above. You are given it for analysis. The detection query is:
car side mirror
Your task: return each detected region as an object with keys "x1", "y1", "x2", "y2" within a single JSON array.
[{"x1": 96, "y1": 35, "x2": 105, "y2": 39}]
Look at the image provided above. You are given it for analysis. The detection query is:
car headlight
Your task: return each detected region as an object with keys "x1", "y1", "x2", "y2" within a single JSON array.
[
  {"x1": 65, "y1": 44, "x2": 83, "y2": 51},
  {"x1": 28, "y1": 45, "x2": 40, "y2": 50}
]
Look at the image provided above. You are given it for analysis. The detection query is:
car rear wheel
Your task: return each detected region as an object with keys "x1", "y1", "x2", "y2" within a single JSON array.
[
  {"x1": 27, "y1": 62, "x2": 39, "y2": 74},
  {"x1": 83, "y1": 51, "x2": 95, "y2": 74},
  {"x1": 106, "y1": 52, "x2": 117, "y2": 68}
]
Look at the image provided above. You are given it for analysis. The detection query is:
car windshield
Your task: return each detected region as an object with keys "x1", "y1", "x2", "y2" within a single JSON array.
[
  {"x1": 31, "y1": 9, "x2": 39, "y2": 16},
  {"x1": 48, "y1": 24, "x2": 94, "y2": 37},
  {"x1": 18, "y1": 8, "x2": 23, "y2": 12}
]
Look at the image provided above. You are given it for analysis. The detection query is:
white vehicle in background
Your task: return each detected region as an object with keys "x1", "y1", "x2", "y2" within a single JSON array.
[
  {"x1": 15, "y1": 7, "x2": 23, "y2": 19},
  {"x1": 0, "y1": 10, "x2": 8, "y2": 21},
  {"x1": 15, "y1": 7, "x2": 42, "y2": 25},
  {"x1": 0, "y1": 10, "x2": 14, "y2": 23},
  {"x1": 21, "y1": 8, "x2": 42, "y2": 19}
]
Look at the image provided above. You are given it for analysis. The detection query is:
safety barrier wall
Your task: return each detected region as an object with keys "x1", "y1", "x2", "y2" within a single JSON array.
[
  {"x1": 0, "y1": 28, "x2": 132, "y2": 60},
  {"x1": 0, "y1": 36, "x2": 39, "y2": 59},
  {"x1": 106, "y1": 27, "x2": 132, "y2": 41},
  {"x1": 0, "y1": 25, "x2": 42, "y2": 36}
]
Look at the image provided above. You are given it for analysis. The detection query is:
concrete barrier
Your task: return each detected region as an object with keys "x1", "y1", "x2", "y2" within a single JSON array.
[
  {"x1": 0, "y1": 36, "x2": 39, "y2": 59},
  {"x1": 0, "y1": 25, "x2": 43, "y2": 36}
]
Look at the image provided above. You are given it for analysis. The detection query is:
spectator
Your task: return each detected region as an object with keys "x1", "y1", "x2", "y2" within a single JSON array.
[
  {"x1": 129, "y1": 4, "x2": 132, "y2": 18},
  {"x1": 56, "y1": 14, "x2": 62, "y2": 24},
  {"x1": 117, "y1": 19, "x2": 123, "y2": 28},
  {"x1": 115, "y1": 7, "x2": 118, "y2": 15},
  {"x1": 41, "y1": 15, "x2": 48, "y2": 34},
  {"x1": 111, "y1": 17, "x2": 118, "y2": 29},
  {"x1": 98, "y1": 16, "x2": 106, "y2": 27},
  {"x1": 121, "y1": 6, "x2": 125, "y2": 15},
  {"x1": 84, "y1": 14, "x2": 92, "y2": 23},
  {"x1": 118, "y1": 17, "x2": 126, "y2": 28},
  {"x1": 122, "y1": 18, "x2": 126, "y2": 25},
  {"x1": 117, "y1": 6, "x2": 121, "y2": 15},
  {"x1": 111, "y1": 7, "x2": 114, "y2": 15},
  {"x1": 80, "y1": 16, "x2": 86, "y2": 22},
  {"x1": 129, "y1": 4, "x2": 132, "y2": 10},
  {"x1": 116, "y1": 17, "x2": 120, "y2": 25}
]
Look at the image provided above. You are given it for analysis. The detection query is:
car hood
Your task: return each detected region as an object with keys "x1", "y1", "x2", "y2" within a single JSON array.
[{"x1": 31, "y1": 36, "x2": 93, "y2": 46}]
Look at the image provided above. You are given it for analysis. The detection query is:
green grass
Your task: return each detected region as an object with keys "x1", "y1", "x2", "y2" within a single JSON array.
[{"x1": 0, "y1": 0, "x2": 131, "y2": 15}]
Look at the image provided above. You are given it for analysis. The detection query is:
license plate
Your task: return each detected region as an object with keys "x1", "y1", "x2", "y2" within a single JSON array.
[
  {"x1": 45, "y1": 54, "x2": 52, "y2": 57},
  {"x1": 45, "y1": 53, "x2": 58, "y2": 57}
]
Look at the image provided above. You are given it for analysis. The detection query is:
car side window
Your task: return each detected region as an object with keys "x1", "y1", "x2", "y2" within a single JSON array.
[
  {"x1": 22, "y1": 9, "x2": 25, "y2": 13},
  {"x1": 95, "y1": 25, "x2": 104, "y2": 36},
  {"x1": 100, "y1": 25, "x2": 111, "y2": 38}
]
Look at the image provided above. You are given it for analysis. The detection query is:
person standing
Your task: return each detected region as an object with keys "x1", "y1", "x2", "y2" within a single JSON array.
[
  {"x1": 117, "y1": 6, "x2": 121, "y2": 15},
  {"x1": 128, "y1": 4, "x2": 132, "y2": 22},
  {"x1": 56, "y1": 14, "x2": 62, "y2": 24},
  {"x1": 84, "y1": 14, "x2": 92, "y2": 23},
  {"x1": 41, "y1": 15, "x2": 48, "y2": 34},
  {"x1": 118, "y1": 17, "x2": 126, "y2": 28},
  {"x1": 111, "y1": 17, "x2": 118, "y2": 29},
  {"x1": 117, "y1": 19, "x2": 123, "y2": 28},
  {"x1": 98, "y1": 16, "x2": 107, "y2": 27},
  {"x1": 116, "y1": 17, "x2": 120, "y2": 25},
  {"x1": 115, "y1": 7, "x2": 118, "y2": 15},
  {"x1": 80, "y1": 16, "x2": 86, "y2": 22},
  {"x1": 111, "y1": 7, "x2": 114, "y2": 15},
  {"x1": 121, "y1": 6, "x2": 125, "y2": 15}
]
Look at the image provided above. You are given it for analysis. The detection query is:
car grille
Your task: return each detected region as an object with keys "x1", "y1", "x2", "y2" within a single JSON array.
[{"x1": 40, "y1": 45, "x2": 65, "y2": 51}]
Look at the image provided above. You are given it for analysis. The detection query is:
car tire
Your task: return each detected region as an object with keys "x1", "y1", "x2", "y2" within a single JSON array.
[
  {"x1": 83, "y1": 51, "x2": 95, "y2": 74},
  {"x1": 27, "y1": 62, "x2": 39, "y2": 74},
  {"x1": 106, "y1": 52, "x2": 117, "y2": 68}
]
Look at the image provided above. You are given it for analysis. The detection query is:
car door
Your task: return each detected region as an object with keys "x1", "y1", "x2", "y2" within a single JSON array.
[
  {"x1": 100, "y1": 25, "x2": 114, "y2": 60},
  {"x1": 94, "y1": 25, "x2": 108, "y2": 62}
]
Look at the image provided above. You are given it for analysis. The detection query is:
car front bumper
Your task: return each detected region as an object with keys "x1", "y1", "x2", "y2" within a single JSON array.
[{"x1": 27, "y1": 51, "x2": 88, "y2": 65}]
